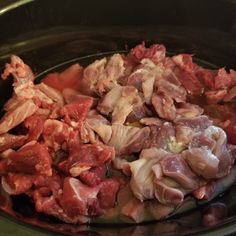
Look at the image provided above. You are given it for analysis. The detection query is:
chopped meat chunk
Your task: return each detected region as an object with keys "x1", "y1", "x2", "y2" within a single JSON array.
[
  {"x1": 160, "y1": 154, "x2": 200, "y2": 189},
  {"x1": 42, "y1": 64, "x2": 84, "y2": 92},
  {"x1": 129, "y1": 42, "x2": 166, "y2": 64},
  {"x1": 98, "y1": 85, "x2": 144, "y2": 124},
  {"x1": 36, "y1": 82, "x2": 65, "y2": 107},
  {"x1": 205, "y1": 89, "x2": 227, "y2": 104},
  {"x1": 1, "y1": 55, "x2": 34, "y2": 83},
  {"x1": 154, "y1": 180, "x2": 184, "y2": 205},
  {"x1": 43, "y1": 119, "x2": 71, "y2": 151},
  {"x1": 143, "y1": 122, "x2": 176, "y2": 150},
  {"x1": 173, "y1": 68, "x2": 204, "y2": 95},
  {"x1": 60, "y1": 177, "x2": 120, "y2": 217},
  {"x1": 176, "y1": 103, "x2": 203, "y2": 119},
  {"x1": 83, "y1": 54, "x2": 125, "y2": 96},
  {"x1": 85, "y1": 115, "x2": 112, "y2": 144},
  {"x1": 97, "y1": 178, "x2": 120, "y2": 209},
  {"x1": 183, "y1": 147, "x2": 219, "y2": 179},
  {"x1": 0, "y1": 142, "x2": 52, "y2": 176},
  {"x1": 79, "y1": 165, "x2": 106, "y2": 187},
  {"x1": 60, "y1": 96, "x2": 93, "y2": 123},
  {"x1": 108, "y1": 124, "x2": 150, "y2": 156},
  {"x1": 0, "y1": 133, "x2": 27, "y2": 152},
  {"x1": 152, "y1": 92, "x2": 176, "y2": 120},
  {"x1": 59, "y1": 143, "x2": 114, "y2": 177},
  {"x1": 24, "y1": 115, "x2": 44, "y2": 142},
  {"x1": 0, "y1": 99, "x2": 37, "y2": 134},
  {"x1": 129, "y1": 148, "x2": 168, "y2": 201},
  {"x1": 2, "y1": 173, "x2": 35, "y2": 195},
  {"x1": 223, "y1": 86, "x2": 236, "y2": 102}
]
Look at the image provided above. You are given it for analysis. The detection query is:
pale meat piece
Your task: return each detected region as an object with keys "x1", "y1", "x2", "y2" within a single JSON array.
[
  {"x1": 155, "y1": 71, "x2": 187, "y2": 103},
  {"x1": 3, "y1": 94, "x2": 21, "y2": 112},
  {"x1": 125, "y1": 103, "x2": 152, "y2": 123},
  {"x1": 193, "y1": 166, "x2": 236, "y2": 201},
  {"x1": 112, "y1": 156, "x2": 132, "y2": 176},
  {"x1": 140, "y1": 60, "x2": 156, "y2": 104},
  {"x1": 85, "y1": 115, "x2": 112, "y2": 144},
  {"x1": 1, "y1": 55, "x2": 34, "y2": 83},
  {"x1": 183, "y1": 125, "x2": 233, "y2": 179},
  {"x1": 203, "y1": 126, "x2": 234, "y2": 177},
  {"x1": 112, "y1": 86, "x2": 143, "y2": 124},
  {"x1": 129, "y1": 42, "x2": 166, "y2": 64},
  {"x1": 129, "y1": 148, "x2": 168, "y2": 201},
  {"x1": 143, "y1": 122, "x2": 179, "y2": 152},
  {"x1": 154, "y1": 180, "x2": 184, "y2": 206},
  {"x1": 36, "y1": 82, "x2": 65, "y2": 107},
  {"x1": 97, "y1": 85, "x2": 145, "y2": 124},
  {"x1": 152, "y1": 92, "x2": 176, "y2": 121},
  {"x1": 43, "y1": 119, "x2": 71, "y2": 151},
  {"x1": 0, "y1": 133, "x2": 27, "y2": 152},
  {"x1": 140, "y1": 117, "x2": 163, "y2": 126},
  {"x1": 126, "y1": 58, "x2": 157, "y2": 104},
  {"x1": 108, "y1": 124, "x2": 150, "y2": 156},
  {"x1": 1, "y1": 56, "x2": 59, "y2": 109},
  {"x1": 175, "y1": 115, "x2": 212, "y2": 132},
  {"x1": 172, "y1": 54, "x2": 197, "y2": 73},
  {"x1": 176, "y1": 103, "x2": 203, "y2": 119},
  {"x1": 97, "y1": 85, "x2": 122, "y2": 115},
  {"x1": 130, "y1": 148, "x2": 205, "y2": 206},
  {"x1": 160, "y1": 154, "x2": 201, "y2": 190},
  {"x1": 0, "y1": 99, "x2": 37, "y2": 134},
  {"x1": 83, "y1": 54, "x2": 125, "y2": 96},
  {"x1": 183, "y1": 148, "x2": 219, "y2": 179}
]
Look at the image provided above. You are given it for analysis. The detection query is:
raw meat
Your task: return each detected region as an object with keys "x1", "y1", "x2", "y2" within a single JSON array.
[{"x1": 0, "y1": 43, "x2": 236, "y2": 225}]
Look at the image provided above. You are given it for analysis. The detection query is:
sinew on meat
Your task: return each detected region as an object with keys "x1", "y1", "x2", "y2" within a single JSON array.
[{"x1": 0, "y1": 42, "x2": 236, "y2": 224}]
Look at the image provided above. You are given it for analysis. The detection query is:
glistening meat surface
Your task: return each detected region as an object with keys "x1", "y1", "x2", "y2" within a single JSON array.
[{"x1": 0, "y1": 43, "x2": 236, "y2": 224}]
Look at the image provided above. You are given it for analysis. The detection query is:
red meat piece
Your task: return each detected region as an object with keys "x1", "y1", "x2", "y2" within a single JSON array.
[
  {"x1": 129, "y1": 42, "x2": 166, "y2": 64},
  {"x1": 79, "y1": 165, "x2": 106, "y2": 187},
  {"x1": 98, "y1": 178, "x2": 120, "y2": 209},
  {"x1": 42, "y1": 64, "x2": 84, "y2": 92},
  {"x1": 174, "y1": 67, "x2": 204, "y2": 95},
  {"x1": 59, "y1": 143, "x2": 114, "y2": 177},
  {"x1": 60, "y1": 177, "x2": 120, "y2": 217},
  {"x1": 60, "y1": 97, "x2": 93, "y2": 123},
  {"x1": 24, "y1": 115, "x2": 44, "y2": 141},
  {"x1": 0, "y1": 142, "x2": 52, "y2": 176},
  {"x1": 224, "y1": 122, "x2": 236, "y2": 144},
  {"x1": 0, "y1": 133, "x2": 27, "y2": 152},
  {"x1": 2, "y1": 173, "x2": 35, "y2": 195},
  {"x1": 60, "y1": 177, "x2": 101, "y2": 216}
]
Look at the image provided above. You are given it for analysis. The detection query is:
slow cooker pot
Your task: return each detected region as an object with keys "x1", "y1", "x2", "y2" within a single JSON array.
[{"x1": 0, "y1": 0, "x2": 235, "y2": 235}]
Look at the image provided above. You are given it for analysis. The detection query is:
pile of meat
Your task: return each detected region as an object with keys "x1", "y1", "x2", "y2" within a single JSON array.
[{"x1": 0, "y1": 43, "x2": 236, "y2": 224}]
